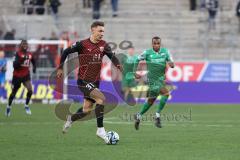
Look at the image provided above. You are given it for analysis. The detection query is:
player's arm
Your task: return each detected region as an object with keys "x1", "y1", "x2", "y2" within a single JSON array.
[
  {"x1": 57, "y1": 41, "x2": 82, "y2": 78},
  {"x1": 133, "y1": 51, "x2": 146, "y2": 79},
  {"x1": 104, "y1": 44, "x2": 123, "y2": 72},
  {"x1": 166, "y1": 50, "x2": 175, "y2": 68},
  {"x1": 13, "y1": 52, "x2": 23, "y2": 69},
  {"x1": 31, "y1": 56, "x2": 36, "y2": 73}
]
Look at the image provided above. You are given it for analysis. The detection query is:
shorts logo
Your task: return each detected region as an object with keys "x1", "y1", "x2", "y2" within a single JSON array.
[{"x1": 86, "y1": 83, "x2": 94, "y2": 90}]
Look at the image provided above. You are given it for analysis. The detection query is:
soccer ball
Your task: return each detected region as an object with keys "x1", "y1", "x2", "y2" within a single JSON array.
[{"x1": 106, "y1": 131, "x2": 120, "y2": 145}]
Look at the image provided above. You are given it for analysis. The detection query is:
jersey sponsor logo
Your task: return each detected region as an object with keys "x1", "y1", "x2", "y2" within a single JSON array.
[
  {"x1": 93, "y1": 54, "x2": 101, "y2": 61},
  {"x1": 99, "y1": 47, "x2": 104, "y2": 52}
]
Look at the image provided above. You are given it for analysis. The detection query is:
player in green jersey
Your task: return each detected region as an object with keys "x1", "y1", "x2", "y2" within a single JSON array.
[
  {"x1": 121, "y1": 47, "x2": 138, "y2": 103},
  {"x1": 133, "y1": 36, "x2": 175, "y2": 130}
]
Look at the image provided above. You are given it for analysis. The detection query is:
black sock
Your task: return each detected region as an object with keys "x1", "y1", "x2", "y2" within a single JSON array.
[
  {"x1": 71, "y1": 108, "x2": 87, "y2": 122},
  {"x1": 26, "y1": 90, "x2": 32, "y2": 105},
  {"x1": 95, "y1": 104, "x2": 104, "y2": 128},
  {"x1": 8, "y1": 93, "x2": 15, "y2": 106}
]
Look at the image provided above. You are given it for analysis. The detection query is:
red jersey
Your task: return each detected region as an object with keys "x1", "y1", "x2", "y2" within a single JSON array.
[
  {"x1": 60, "y1": 38, "x2": 120, "y2": 82},
  {"x1": 13, "y1": 51, "x2": 34, "y2": 77}
]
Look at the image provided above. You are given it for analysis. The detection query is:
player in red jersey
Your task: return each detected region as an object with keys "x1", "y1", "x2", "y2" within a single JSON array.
[
  {"x1": 6, "y1": 40, "x2": 36, "y2": 117},
  {"x1": 57, "y1": 21, "x2": 122, "y2": 143}
]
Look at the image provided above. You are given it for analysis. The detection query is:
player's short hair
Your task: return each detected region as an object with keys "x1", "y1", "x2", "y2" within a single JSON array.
[
  {"x1": 91, "y1": 21, "x2": 104, "y2": 28},
  {"x1": 20, "y1": 39, "x2": 28, "y2": 44},
  {"x1": 152, "y1": 36, "x2": 161, "y2": 43}
]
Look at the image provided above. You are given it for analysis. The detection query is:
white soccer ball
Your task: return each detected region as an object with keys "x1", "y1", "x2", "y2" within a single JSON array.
[{"x1": 106, "y1": 131, "x2": 120, "y2": 145}]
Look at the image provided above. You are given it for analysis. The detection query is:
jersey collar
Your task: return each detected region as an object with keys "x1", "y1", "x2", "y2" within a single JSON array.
[{"x1": 151, "y1": 48, "x2": 161, "y2": 54}]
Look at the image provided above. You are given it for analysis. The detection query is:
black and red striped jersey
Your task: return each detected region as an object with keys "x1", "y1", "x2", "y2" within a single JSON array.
[{"x1": 60, "y1": 38, "x2": 121, "y2": 82}]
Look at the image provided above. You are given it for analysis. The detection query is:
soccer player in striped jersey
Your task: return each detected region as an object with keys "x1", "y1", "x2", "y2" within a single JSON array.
[
  {"x1": 6, "y1": 40, "x2": 36, "y2": 116},
  {"x1": 57, "y1": 21, "x2": 122, "y2": 143}
]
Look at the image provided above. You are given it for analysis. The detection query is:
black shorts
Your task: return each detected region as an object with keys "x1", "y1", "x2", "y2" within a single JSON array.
[
  {"x1": 12, "y1": 74, "x2": 31, "y2": 89},
  {"x1": 77, "y1": 79, "x2": 100, "y2": 103}
]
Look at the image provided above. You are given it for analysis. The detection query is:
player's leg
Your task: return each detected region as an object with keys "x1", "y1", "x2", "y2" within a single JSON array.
[
  {"x1": 134, "y1": 97, "x2": 156, "y2": 130},
  {"x1": 89, "y1": 88, "x2": 109, "y2": 143},
  {"x1": 123, "y1": 87, "x2": 130, "y2": 100},
  {"x1": 155, "y1": 87, "x2": 170, "y2": 128},
  {"x1": 71, "y1": 99, "x2": 94, "y2": 121},
  {"x1": 90, "y1": 88, "x2": 105, "y2": 127},
  {"x1": 23, "y1": 80, "x2": 33, "y2": 115},
  {"x1": 6, "y1": 78, "x2": 21, "y2": 116},
  {"x1": 63, "y1": 99, "x2": 94, "y2": 133}
]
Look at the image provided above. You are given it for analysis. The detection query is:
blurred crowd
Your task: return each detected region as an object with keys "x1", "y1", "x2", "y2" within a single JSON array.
[
  {"x1": 22, "y1": 0, "x2": 61, "y2": 18},
  {"x1": 190, "y1": 0, "x2": 240, "y2": 31},
  {"x1": 21, "y1": 0, "x2": 119, "y2": 19},
  {"x1": 0, "y1": 29, "x2": 80, "y2": 69}
]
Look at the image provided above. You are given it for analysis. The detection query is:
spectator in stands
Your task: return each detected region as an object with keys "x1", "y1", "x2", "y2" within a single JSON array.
[
  {"x1": 35, "y1": 38, "x2": 55, "y2": 67},
  {"x1": 206, "y1": 0, "x2": 218, "y2": 31},
  {"x1": 49, "y1": 31, "x2": 59, "y2": 40},
  {"x1": 3, "y1": 29, "x2": 16, "y2": 58},
  {"x1": 190, "y1": 0, "x2": 197, "y2": 11},
  {"x1": 92, "y1": 0, "x2": 103, "y2": 19},
  {"x1": 83, "y1": 0, "x2": 91, "y2": 8},
  {"x1": 49, "y1": 0, "x2": 61, "y2": 19},
  {"x1": 200, "y1": 0, "x2": 206, "y2": 10},
  {"x1": 22, "y1": 0, "x2": 35, "y2": 14},
  {"x1": 236, "y1": 0, "x2": 240, "y2": 33},
  {"x1": 3, "y1": 29, "x2": 15, "y2": 40},
  {"x1": 35, "y1": 0, "x2": 46, "y2": 15},
  {"x1": 111, "y1": 0, "x2": 118, "y2": 17}
]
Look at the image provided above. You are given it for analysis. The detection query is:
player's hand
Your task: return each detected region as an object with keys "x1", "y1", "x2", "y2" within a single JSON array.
[
  {"x1": 57, "y1": 69, "x2": 63, "y2": 78},
  {"x1": 135, "y1": 73, "x2": 141, "y2": 79}
]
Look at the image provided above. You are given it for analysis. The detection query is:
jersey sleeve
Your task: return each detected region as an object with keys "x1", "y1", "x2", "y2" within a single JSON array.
[
  {"x1": 59, "y1": 41, "x2": 82, "y2": 69},
  {"x1": 137, "y1": 50, "x2": 147, "y2": 61},
  {"x1": 13, "y1": 52, "x2": 22, "y2": 69},
  {"x1": 104, "y1": 44, "x2": 121, "y2": 69},
  {"x1": 166, "y1": 49, "x2": 174, "y2": 62},
  {"x1": 133, "y1": 50, "x2": 147, "y2": 73}
]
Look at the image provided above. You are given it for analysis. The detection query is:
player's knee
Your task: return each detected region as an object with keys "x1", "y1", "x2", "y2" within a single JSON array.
[
  {"x1": 96, "y1": 95, "x2": 105, "y2": 105},
  {"x1": 147, "y1": 99, "x2": 155, "y2": 106},
  {"x1": 96, "y1": 99, "x2": 103, "y2": 105},
  {"x1": 82, "y1": 108, "x2": 91, "y2": 114},
  {"x1": 162, "y1": 92, "x2": 170, "y2": 96},
  {"x1": 148, "y1": 101, "x2": 154, "y2": 106}
]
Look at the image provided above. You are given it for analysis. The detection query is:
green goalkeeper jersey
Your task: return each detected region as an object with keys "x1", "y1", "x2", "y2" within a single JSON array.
[{"x1": 135, "y1": 47, "x2": 173, "y2": 85}]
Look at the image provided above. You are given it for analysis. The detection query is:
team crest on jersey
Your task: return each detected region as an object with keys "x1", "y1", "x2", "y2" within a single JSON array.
[{"x1": 99, "y1": 46, "x2": 104, "y2": 52}]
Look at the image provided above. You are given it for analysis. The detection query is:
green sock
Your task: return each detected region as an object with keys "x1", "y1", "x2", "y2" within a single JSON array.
[
  {"x1": 157, "y1": 95, "x2": 169, "y2": 113},
  {"x1": 140, "y1": 102, "x2": 152, "y2": 115}
]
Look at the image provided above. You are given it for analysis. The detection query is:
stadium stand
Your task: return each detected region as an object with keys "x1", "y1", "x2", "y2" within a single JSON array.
[{"x1": 0, "y1": 0, "x2": 239, "y2": 60}]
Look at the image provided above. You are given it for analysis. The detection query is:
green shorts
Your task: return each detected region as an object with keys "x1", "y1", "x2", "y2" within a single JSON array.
[
  {"x1": 147, "y1": 81, "x2": 165, "y2": 98},
  {"x1": 122, "y1": 78, "x2": 136, "y2": 88}
]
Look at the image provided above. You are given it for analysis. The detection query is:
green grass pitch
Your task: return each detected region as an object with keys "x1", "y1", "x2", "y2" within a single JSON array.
[{"x1": 0, "y1": 103, "x2": 239, "y2": 160}]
